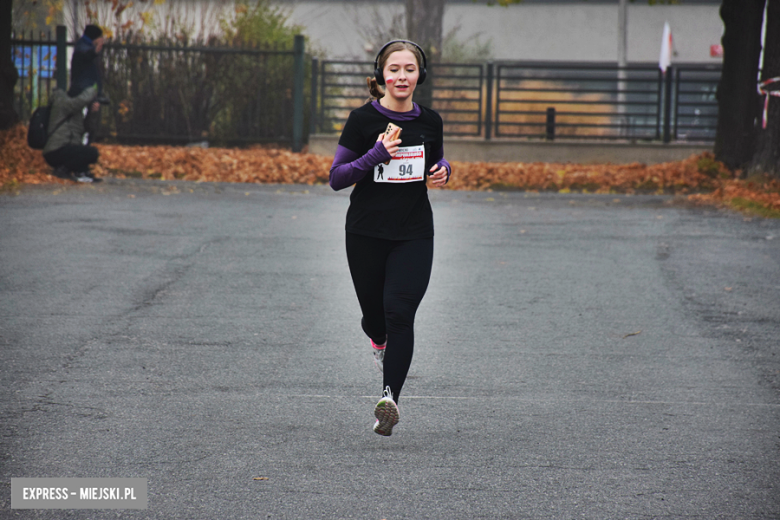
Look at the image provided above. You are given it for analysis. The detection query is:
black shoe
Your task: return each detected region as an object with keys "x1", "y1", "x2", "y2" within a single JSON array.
[{"x1": 52, "y1": 166, "x2": 70, "y2": 179}]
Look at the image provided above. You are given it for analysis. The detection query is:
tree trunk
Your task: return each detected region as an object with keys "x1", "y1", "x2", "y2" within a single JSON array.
[
  {"x1": 714, "y1": 0, "x2": 766, "y2": 172},
  {"x1": 750, "y1": 0, "x2": 780, "y2": 177},
  {"x1": 406, "y1": 0, "x2": 444, "y2": 62},
  {"x1": 0, "y1": 0, "x2": 20, "y2": 130},
  {"x1": 405, "y1": 0, "x2": 444, "y2": 109}
]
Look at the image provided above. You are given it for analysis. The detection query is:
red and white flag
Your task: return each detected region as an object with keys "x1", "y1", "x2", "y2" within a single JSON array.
[{"x1": 659, "y1": 21, "x2": 673, "y2": 73}]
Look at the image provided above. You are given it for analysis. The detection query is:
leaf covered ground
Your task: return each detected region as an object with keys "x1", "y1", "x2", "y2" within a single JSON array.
[{"x1": 2, "y1": 125, "x2": 779, "y2": 217}]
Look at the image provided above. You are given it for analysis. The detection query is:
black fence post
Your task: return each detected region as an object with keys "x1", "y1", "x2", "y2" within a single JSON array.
[
  {"x1": 319, "y1": 61, "x2": 326, "y2": 134},
  {"x1": 485, "y1": 62, "x2": 493, "y2": 140},
  {"x1": 655, "y1": 68, "x2": 664, "y2": 140},
  {"x1": 292, "y1": 35, "x2": 305, "y2": 152},
  {"x1": 673, "y1": 66, "x2": 681, "y2": 141},
  {"x1": 56, "y1": 25, "x2": 67, "y2": 91},
  {"x1": 663, "y1": 66, "x2": 673, "y2": 144},
  {"x1": 546, "y1": 107, "x2": 556, "y2": 141},
  {"x1": 11, "y1": 32, "x2": 23, "y2": 118},
  {"x1": 310, "y1": 57, "x2": 318, "y2": 135}
]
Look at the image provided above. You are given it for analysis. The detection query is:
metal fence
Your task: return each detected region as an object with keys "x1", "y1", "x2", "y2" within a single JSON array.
[
  {"x1": 316, "y1": 60, "x2": 370, "y2": 135},
  {"x1": 315, "y1": 60, "x2": 483, "y2": 137},
  {"x1": 313, "y1": 60, "x2": 722, "y2": 143},
  {"x1": 11, "y1": 27, "x2": 308, "y2": 150},
  {"x1": 674, "y1": 65, "x2": 720, "y2": 142},
  {"x1": 10, "y1": 31, "x2": 59, "y2": 121},
  {"x1": 12, "y1": 29, "x2": 720, "y2": 148},
  {"x1": 492, "y1": 62, "x2": 664, "y2": 140},
  {"x1": 100, "y1": 41, "x2": 303, "y2": 147}
]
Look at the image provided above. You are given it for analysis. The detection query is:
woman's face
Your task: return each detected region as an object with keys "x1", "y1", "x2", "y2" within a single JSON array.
[{"x1": 382, "y1": 49, "x2": 420, "y2": 102}]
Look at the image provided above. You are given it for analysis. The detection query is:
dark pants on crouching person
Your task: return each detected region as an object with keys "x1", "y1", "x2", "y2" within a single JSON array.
[
  {"x1": 44, "y1": 145, "x2": 99, "y2": 175},
  {"x1": 346, "y1": 232, "x2": 434, "y2": 402}
]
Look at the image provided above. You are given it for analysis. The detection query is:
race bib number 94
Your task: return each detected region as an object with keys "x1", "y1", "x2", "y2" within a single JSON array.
[{"x1": 374, "y1": 145, "x2": 425, "y2": 183}]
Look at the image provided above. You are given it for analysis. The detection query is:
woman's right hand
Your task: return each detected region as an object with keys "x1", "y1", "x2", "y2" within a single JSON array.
[{"x1": 377, "y1": 132, "x2": 401, "y2": 159}]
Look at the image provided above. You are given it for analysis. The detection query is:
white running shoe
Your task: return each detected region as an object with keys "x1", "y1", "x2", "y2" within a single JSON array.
[
  {"x1": 371, "y1": 338, "x2": 386, "y2": 372},
  {"x1": 73, "y1": 172, "x2": 93, "y2": 183},
  {"x1": 373, "y1": 386, "x2": 399, "y2": 436}
]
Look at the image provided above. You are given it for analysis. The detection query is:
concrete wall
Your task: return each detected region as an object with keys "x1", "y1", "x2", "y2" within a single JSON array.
[
  {"x1": 70, "y1": 0, "x2": 723, "y2": 65},
  {"x1": 308, "y1": 134, "x2": 711, "y2": 165},
  {"x1": 62, "y1": 1, "x2": 724, "y2": 65},
  {"x1": 283, "y1": 1, "x2": 723, "y2": 64},
  {"x1": 445, "y1": 3, "x2": 723, "y2": 63}
]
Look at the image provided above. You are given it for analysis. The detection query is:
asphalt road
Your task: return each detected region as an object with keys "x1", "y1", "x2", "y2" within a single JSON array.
[{"x1": 1, "y1": 179, "x2": 779, "y2": 519}]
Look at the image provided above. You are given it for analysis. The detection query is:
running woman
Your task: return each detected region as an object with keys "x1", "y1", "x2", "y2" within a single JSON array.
[{"x1": 329, "y1": 40, "x2": 451, "y2": 436}]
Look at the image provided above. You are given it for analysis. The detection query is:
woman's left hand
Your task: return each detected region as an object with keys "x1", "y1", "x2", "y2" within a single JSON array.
[{"x1": 429, "y1": 164, "x2": 449, "y2": 188}]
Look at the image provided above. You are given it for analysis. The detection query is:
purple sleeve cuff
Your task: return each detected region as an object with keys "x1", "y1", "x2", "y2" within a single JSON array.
[
  {"x1": 430, "y1": 145, "x2": 451, "y2": 183},
  {"x1": 329, "y1": 142, "x2": 392, "y2": 191},
  {"x1": 438, "y1": 159, "x2": 451, "y2": 182}
]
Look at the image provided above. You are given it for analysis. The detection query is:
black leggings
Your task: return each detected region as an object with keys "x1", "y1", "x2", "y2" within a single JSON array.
[
  {"x1": 346, "y1": 232, "x2": 434, "y2": 402},
  {"x1": 43, "y1": 144, "x2": 99, "y2": 174}
]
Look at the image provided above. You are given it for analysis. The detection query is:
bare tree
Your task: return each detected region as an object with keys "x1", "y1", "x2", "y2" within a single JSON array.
[
  {"x1": 713, "y1": 0, "x2": 766, "y2": 171},
  {"x1": 356, "y1": 6, "x2": 406, "y2": 58},
  {"x1": 406, "y1": 0, "x2": 444, "y2": 62}
]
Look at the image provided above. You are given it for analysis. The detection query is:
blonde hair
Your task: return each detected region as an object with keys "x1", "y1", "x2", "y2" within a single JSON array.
[{"x1": 366, "y1": 41, "x2": 425, "y2": 101}]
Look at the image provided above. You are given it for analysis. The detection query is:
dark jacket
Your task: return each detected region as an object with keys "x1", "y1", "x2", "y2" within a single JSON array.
[{"x1": 69, "y1": 36, "x2": 102, "y2": 97}]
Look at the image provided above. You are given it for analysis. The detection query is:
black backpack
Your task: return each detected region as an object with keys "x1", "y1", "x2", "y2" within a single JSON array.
[
  {"x1": 27, "y1": 93, "x2": 71, "y2": 150},
  {"x1": 27, "y1": 104, "x2": 53, "y2": 150}
]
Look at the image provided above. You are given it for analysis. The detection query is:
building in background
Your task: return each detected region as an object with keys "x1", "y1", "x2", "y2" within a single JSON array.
[
  {"x1": 284, "y1": 0, "x2": 723, "y2": 63},
  {"x1": 51, "y1": 0, "x2": 723, "y2": 63}
]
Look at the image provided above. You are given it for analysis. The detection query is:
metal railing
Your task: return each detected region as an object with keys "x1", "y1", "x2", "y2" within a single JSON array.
[
  {"x1": 426, "y1": 63, "x2": 483, "y2": 136},
  {"x1": 492, "y1": 62, "x2": 664, "y2": 141},
  {"x1": 12, "y1": 30, "x2": 721, "y2": 148},
  {"x1": 315, "y1": 60, "x2": 483, "y2": 136},
  {"x1": 313, "y1": 60, "x2": 721, "y2": 143},
  {"x1": 11, "y1": 27, "x2": 308, "y2": 151},
  {"x1": 100, "y1": 40, "x2": 302, "y2": 147},
  {"x1": 674, "y1": 65, "x2": 720, "y2": 142},
  {"x1": 10, "y1": 31, "x2": 59, "y2": 120}
]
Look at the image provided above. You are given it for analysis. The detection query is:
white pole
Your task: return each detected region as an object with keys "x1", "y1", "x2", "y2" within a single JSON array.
[
  {"x1": 618, "y1": 0, "x2": 628, "y2": 68},
  {"x1": 618, "y1": 0, "x2": 628, "y2": 134},
  {"x1": 759, "y1": 0, "x2": 768, "y2": 76}
]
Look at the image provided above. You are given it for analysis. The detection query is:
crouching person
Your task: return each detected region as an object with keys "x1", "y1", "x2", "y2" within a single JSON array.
[{"x1": 43, "y1": 84, "x2": 101, "y2": 183}]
